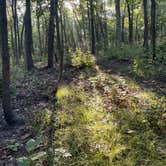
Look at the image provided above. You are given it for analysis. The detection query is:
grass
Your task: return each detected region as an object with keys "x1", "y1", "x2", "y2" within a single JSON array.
[{"x1": 52, "y1": 65, "x2": 166, "y2": 166}]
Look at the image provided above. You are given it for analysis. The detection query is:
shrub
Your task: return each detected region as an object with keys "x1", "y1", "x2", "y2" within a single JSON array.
[
  {"x1": 104, "y1": 45, "x2": 144, "y2": 61},
  {"x1": 69, "y1": 48, "x2": 96, "y2": 68}
]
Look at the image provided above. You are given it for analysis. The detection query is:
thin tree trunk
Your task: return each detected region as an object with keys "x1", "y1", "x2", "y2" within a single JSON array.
[
  {"x1": 20, "y1": 17, "x2": 25, "y2": 57},
  {"x1": 103, "y1": 1, "x2": 108, "y2": 50},
  {"x1": 126, "y1": 0, "x2": 133, "y2": 44},
  {"x1": 16, "y1": 14, "x2": 21, "y2": 58},
  {"x1": 151, "y1": 0, "x2": 156, "y2": 60},
  {"x1": 122, "y1": 3, "x2": 126, "y2": 43},
  {"x1": 90, "y1": 0, "x2": 95, "y2": 54},
  {"x1": 56, "y1": 0, "x2": 64, "y2": 81},
  {"x1": 143, "y1": 0, "x2": 149, "y2": 49},
  {"x1": 135, "y1": 14, "x2": 139, "y2": 43},
  {"x1": 37, "y1": 16, "x2": 43, "y2": 58},
  {"x1": 115, "y1": 0, "x2": 122, "y2": 48},
  {"x1": 11, "y1": 0, "x2": 19, "y2": 64}
]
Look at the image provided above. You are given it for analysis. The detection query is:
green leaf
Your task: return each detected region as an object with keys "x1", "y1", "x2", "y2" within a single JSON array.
[
  {"x1": 8, "y1": 142, "x2": 20, "y2": 152},
  {"x1": 25, "y1": 138, "x2": 41, "y2": 153},
  {"x1": 30, "y1": 151, "x2": 47, "y2": 161},
  {"x1": 17, "y1": 157, "x2": 30, "y2": 166}
]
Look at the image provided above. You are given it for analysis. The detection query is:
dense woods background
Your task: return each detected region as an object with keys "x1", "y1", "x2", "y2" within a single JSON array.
[{"x1": 0, "y1": 0, "x2": 166, "y2": 165}]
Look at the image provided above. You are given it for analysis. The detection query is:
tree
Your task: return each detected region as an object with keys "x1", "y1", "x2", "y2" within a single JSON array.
[
  {"x1": 115, "y1": 0, "x2": 122, "y2": 48},
  {"x1": 25, "y1": 0, "x2": 34, "y2": 71},
  {"x1": 11, "y1": 0, "x2": 19, "y2": 64},
  {"x1": 121, "y1": 2, "x2": 126, "y2": 43},
  {"x1": 55, "y1": 0, "x2": 64, "y2": 81},
  {"x1": 89, "y1": 0, "x2": 95, "y2": 54},
  {"x1": 36, "y1": 0, "x2": 43, "y2": 58},
  {"x1": 0, "y1": 0, "x2": 14, "y2": 125},
  {"x1": 151, "y1": 0, "x2": 156, "y2": 60},
  {"x1": 47, "y1": 0, "x2": 56, "y2": 68},
  {"x1": 143, "y1": 0, "x2": 149, "y2": 49},
  {"x1": 126, "y1": 0, "x2": 133, "y2": 44}
]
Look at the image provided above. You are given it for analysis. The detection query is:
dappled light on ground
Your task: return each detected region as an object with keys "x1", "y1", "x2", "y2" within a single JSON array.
[
  {"x1": 51, "y1": 64, "x2": 166, "y2": 165},
  {"x1": 0, "y1": 53, "x2": 165, "y2": 165}
]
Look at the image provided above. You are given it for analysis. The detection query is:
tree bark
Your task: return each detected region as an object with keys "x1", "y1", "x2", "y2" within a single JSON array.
[
  {"x1": 24, "y1": 0, "x2": 34, "y2": 71},
  {"x1": 90, "y1": 0, "x2": 95, "y2": 54},
  {"x1": 37, "y1": 16, "x2": 43, "y2": 58},
  {"x1": 11, "y1": 0, "x2": 19, "y2": 64},
  {"x1": 115, "y1": 0, "x2": 122, "y2": 48},
  {"x1": 56, "y1": 0, "x2": 64, "y2": 81},
  {"x1": 0, "y1": 0, "x2": 14, "y2": 124},
  {"x1": 126, "y1": 0, "x2": 133, "y2": 44},
  {"x1": 36, "y1": 1, "x2": 43, "y2": 59},
  {"x1": 20, "y1": 16, "x2": 25, "y2": 57},
  {"x1": 47, "y1": 0, "x2": 56, "y2": 68},
  {"x1": 121, "y1": 3, "x2": 126, "y2": 43},
  {"x1": 143, "y1": 0, "x2": 149, "y2": 49},
  {"x1": 151, "y1": 0, "x2": 156, "y2": 60}
]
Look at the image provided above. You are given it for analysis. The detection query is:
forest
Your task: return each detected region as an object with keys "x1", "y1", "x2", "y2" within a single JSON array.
[{"x1": 0, "y1": 0, "x2": 166, "y2": 165}]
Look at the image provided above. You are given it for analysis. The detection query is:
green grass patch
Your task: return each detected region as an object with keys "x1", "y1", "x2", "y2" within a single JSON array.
[{"x1": 53, "y1": 69, "x2": 166, "y2": 166}]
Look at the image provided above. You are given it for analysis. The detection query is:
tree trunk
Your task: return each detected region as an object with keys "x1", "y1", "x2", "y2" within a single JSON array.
[
  {"x1": 20, "y1": 16, "x2": 25, "y2": 57},
  {"x1": 103, "y1": 1, "x2": 108, "y2": 50},
  {"x1": 151, "y1": 0, "x2": 156, "y2": 60},
  {"x1": 37, "y1": 16, "x2": 43, "y2": 58},
  {"x1": 143, "y1": 0, "x2": 149, "y2": 49},
  {"x1": 121, "y1": 3, "x2": 126, "y2": 43},
  {"x1": 115, "y1": 0, "x2": 122, "y2": 48},
  {"x1": 0, "y1": 0, "x2": 14, "y2": 125},
  {"x1": 16, "y1": 13, "x2": 21, "y2": 59},
  {"x1": 135, "y1": 14, "x2": 139, "y2": 43},
  {"x1": 11, "y1": 0, "x2": 19, "y2": 64},
  {"x1": 47, "y1": 0, "x2": 56, "y2": 68},
  {"x1": 56, "y1": 0, "x2": 64, "y2": 81},
  {"x1": 24, "y1": 0, "x2": 34, "y2": 71},
  {"x1": 126, "y1": 0, "x2": 133, "y2": 44},
  {"x1": 90, "y1": 0, "x2": 95, "y2": 54}
]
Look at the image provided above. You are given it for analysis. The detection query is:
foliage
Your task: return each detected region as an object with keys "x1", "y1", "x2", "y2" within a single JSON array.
[
  {"x1": 7, "y1": 140, "x2": 20, "y2": 152},
  {"x1": 17, "y1": 136, "x2": 47, "y2": 166},
  {"x1": 17, "y1": 157, "x2": 30, "y2": 166},
  {"x1": 53, "y1": 68, "x2": 166, "y2": 166},
  {"x1": 69, "y1": 48, "x2": 96, "y2": 68},
  {"x1": 17, "y1": 151, "x2": 47, "y2": 166},
  {"x1": 102, "y1": 45, "x2": 166, "y2": 81},
  {"x1": 25, "y1": 137, "x2": 41, "y2": 153},
  {"x1": 104, "y1": 45, "x2": 143, "y2": 60},
  {"x1": 130, "y1": 58, "x2": 166, "y2": 81}
]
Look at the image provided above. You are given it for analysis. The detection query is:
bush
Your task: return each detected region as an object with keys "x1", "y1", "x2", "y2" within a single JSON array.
[
  {"x1": 104, "y1": 45, "x2": 144, "y2": 61},
  {"x1": 69, "y1": 48, "x2": 96, "y2": 68}
]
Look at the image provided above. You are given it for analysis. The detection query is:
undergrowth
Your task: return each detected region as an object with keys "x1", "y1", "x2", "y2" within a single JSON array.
[
  {"x1": 52, "y1": 67, "x2": 166, "y2": 166},
  {"x1": 23, "y1": 49, "x2": 166, "y2": 165},
  {"x1": 102, "y1": 45, "x2": 166, "y2": 81}
]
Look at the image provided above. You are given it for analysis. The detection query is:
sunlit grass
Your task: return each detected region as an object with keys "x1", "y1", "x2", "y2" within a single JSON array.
[
  {"x1": 53, "y1": 68, "x2": 166, "y2": 165},
  {"x1": 56, "y1": 86, "x2": 70, "y2": 100}
]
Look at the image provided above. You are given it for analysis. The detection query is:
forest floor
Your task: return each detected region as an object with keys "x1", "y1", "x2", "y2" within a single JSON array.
[{"x1": 0, "y1": 59, "x2": 166, "y2": 165}]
